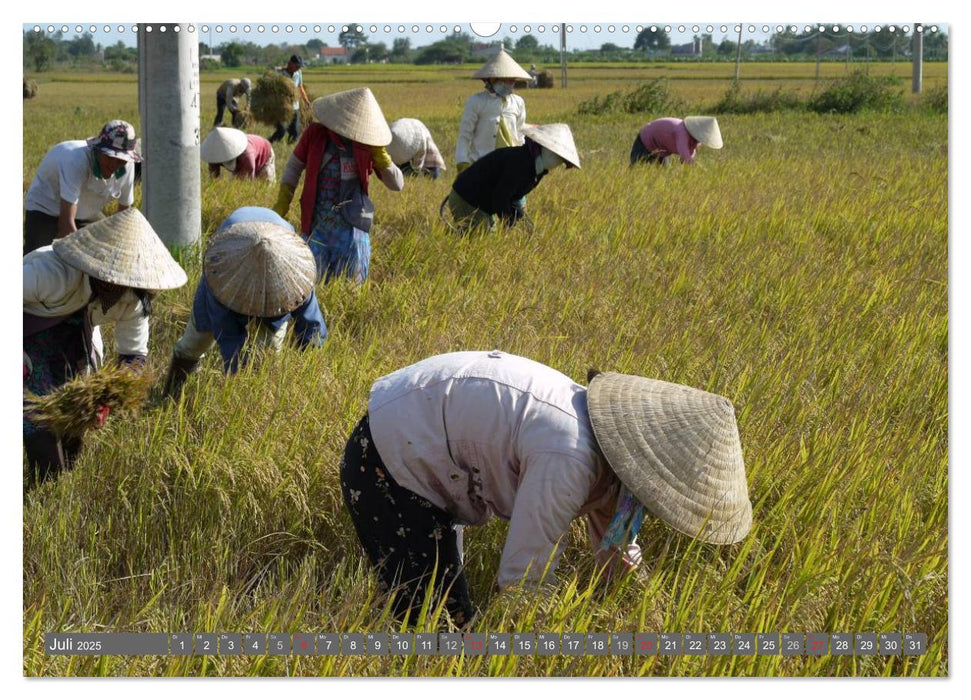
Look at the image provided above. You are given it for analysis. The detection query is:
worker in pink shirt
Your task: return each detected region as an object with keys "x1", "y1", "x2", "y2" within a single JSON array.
[
  {"x1": 200, "y1": 127, "x2": 276, "y2": 182},
  {"x1": 630, "y1": 116, "x2": 723, "y2": 166}
]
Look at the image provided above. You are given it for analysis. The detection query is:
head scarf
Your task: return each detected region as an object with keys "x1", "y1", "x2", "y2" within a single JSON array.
[{"x1": 599, "y1": 486, "x2": 646, "y2": 554}]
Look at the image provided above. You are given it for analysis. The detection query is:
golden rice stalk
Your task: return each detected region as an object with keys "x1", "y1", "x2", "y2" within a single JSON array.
[
  {"x1": 232, "y1": 108, "x2": 251, "y2": 129},
  {"x1": 249, "y1": 71, "x2": 297, "y2": 126},
  {"x1": 299, "y1": 92, "x2": 316, "y2": 130},
  {"x1": 23, "y1": 78, "x2": 38, "y2": 99},
  {"x1": 25, "y1": 364, "x2": 153, "y2": 438}
]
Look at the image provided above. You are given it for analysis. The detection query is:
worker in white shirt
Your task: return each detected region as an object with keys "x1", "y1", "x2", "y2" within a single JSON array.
[
  {"x1": 23, "y1": 120, "x2": 141, "y2": 254},
  {"x1": 454, "y1": 48, "x2": 532, "y2": 174},
  {"x1": 340, "y1": 350, "x2": 753, "y2": 626}
]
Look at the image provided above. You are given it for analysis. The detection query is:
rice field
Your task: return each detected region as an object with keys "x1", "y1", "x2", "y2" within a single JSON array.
[{"x1": 21, "y1": 61, "x2": 948, "y2": 677}]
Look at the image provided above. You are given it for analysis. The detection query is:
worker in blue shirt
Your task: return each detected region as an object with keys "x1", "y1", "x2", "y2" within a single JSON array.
[{"x1": 163, "y1": 206, "x2": 326, "y2": 397}]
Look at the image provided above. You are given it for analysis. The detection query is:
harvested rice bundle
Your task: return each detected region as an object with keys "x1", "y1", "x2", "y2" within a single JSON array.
[
  {"x1": 24, "y1": 77, "x2": 38, "y2": 99},
  {"x1": 536, "y1": 70, "x2": 554, "y2": 88},
  {"x1": 25, "y1": 364, "x2": 153, "y2": 438},
  {"x1": 232, "y1": 108, "x2": 251, "y2": 129},
  {"x1": 299, "y1": 93, "x2": 316, "y2": 129},
  {"x1": 250, "y1": 71, "x2": 297, "y2": 126}
]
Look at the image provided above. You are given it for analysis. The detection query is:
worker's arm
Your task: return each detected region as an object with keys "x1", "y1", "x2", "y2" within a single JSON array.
[
  {"x1": 497, "y1": 453, "x2": 594, "y2": 589},
  {"x1": 370, "y1": 146, "x2": 404, "y2": 192},
  {"x1": 57, "y1": 198, "x2": 78, "y2": 237},
  {"x1": 273, "y1": 152, "x2": 306, "y2": 217},
  {"x1": 676, "y1": 128, "x2": 696, "y2": 164},
  {"x1": 289, "y1": 289, "x2": 328, "y2": 350},
  {"x1": 455, "y1": 97, "x2": 479, "y2": 168}
]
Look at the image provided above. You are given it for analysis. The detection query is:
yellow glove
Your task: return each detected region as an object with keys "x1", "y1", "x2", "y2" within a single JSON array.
[
  {"x1": 369, "y1": 146, "x2": 393, "y2": 170},
  {"x1": 272, "y1": 183, "x2": 296, "y2": 218},
  {"x1": 457, "y1": 162, "x2": 470, "y2": 173}
]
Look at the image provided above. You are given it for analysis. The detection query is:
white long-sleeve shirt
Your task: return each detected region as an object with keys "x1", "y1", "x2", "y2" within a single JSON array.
[
  {"x1": 23, "y1": 247, "x2": 149, "y2": 357},
  {"x1": 455, "y1": 91, "x2": 526, "y2": 165},
  {"x1": 367, "y1": 350, "x2": 640, "y2": 588}
]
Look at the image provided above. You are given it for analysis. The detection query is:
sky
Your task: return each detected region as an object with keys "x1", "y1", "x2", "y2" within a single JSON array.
[{"x1": 22, "y1": 14, "x2": 948, "y2": 54}]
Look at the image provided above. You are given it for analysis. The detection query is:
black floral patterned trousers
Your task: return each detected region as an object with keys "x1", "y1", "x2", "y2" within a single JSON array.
[{"x1": 340, "y1": 414, "x2": 474, "y2": 627}]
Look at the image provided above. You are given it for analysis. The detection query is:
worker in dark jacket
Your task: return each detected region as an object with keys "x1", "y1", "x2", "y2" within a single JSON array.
[{"x1": 446, "y1": 123, "x2": 580, "y2": 232}]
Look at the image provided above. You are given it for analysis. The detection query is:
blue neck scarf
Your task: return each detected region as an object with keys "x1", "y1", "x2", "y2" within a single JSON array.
[{"x1": 599, "y1": 486, "x2": 646, "y2": 553}]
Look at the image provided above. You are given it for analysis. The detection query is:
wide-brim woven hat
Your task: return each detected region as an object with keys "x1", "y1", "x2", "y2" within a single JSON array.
[
  {"x1": 52, "y1": 208, "x2": 187, "y2": 290},
  {"x1": 472, "y1": 48, "x2": 532, "y2": 82},
  {"x1": 683, "y1": 116, "x2": 723, "y2": 149},
  {"x1": 587, "y1": 373, "x2": 752, "y2": 544},
  {"x1": 203, "y1": 221, "x2": 316, "y2": 317},
  {"x1": 312, "y1": 88, "x2": 392, "y2": 146},
  {"x1": 522, "y1": 124, "x2": 582, "y2": 169},
  {"x1": 200, "y1": 127, "x2": 249, "y2": 164}
]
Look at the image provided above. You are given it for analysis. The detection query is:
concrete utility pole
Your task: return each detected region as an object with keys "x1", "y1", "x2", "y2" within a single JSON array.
[
  {"x1": 560, "y1": 23, "x2": 568, "y2": 88},
  {"x1": 137, "y1": 23, "x2": 201, "y2": 248},
  {"x1": 912, "y1": 23, "x2": 923, "y2": 93},
  {"x1": 734, "y1": 24, "x2": 743, "y2": 82}
]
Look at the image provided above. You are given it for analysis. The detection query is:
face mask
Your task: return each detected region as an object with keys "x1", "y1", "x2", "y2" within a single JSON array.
[{"x1": 492, "y1": 82, "x2": 513, "y2": 98}]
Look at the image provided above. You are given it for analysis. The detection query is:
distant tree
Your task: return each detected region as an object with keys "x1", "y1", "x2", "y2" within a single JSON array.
[
  {"x1": 306, "y1": 38, "x2": 325, "y2": 51},
  {"x1": 339, "y1": 23, "x2": 368, "y2": 50},
  {"x1": 869, "y1": 26, "x2": 906, "y2": 58},
  {"x1": 219, "y1": 42, "x2": 245, "y2": 67},
  {"x1": 415, "y1": 38, "x2": 471, "y2": 64},
  {"x1": 502, "y1": 37, "x2": 514, "y2": 51},
  {"x1": 390, "y1": 38, "x2": 412, "y2": 63},
  {"x1": 24, "y1": 31, "x2": 56, "y2": 71},
  {"x1": 717, "y1": 39, "x2": 737, "y2": 55},
  {"x1": 770, "y1": 28, "x2": 805, "y2": 55},
  {"x1": 368, "y1": 42, "x2": 388, "y2": 62},
  {"x1": 104, "y1": 40, "x2": 136, "y2": 62},
  {"x1": 515, "y1": 35, "x2": 539, "y2": 51},
  {"x1": 634, "y1": 26, "x2": 671, "y2": 52},
  {"x1": 922, "y1": 29, "x2": 948, "y2": 60},
  {"x1": 66, "y1": 33, "x2": 97, "y2": 59},
  {"x1": 698, "y1": 34, "x2": 715, "y2": 54},
  {"x1": 600, "y1": 42, "x2": 622, "y2": 53},
  {"x1": 262, "y1": 44, "x2": 291, "y2": 66}
]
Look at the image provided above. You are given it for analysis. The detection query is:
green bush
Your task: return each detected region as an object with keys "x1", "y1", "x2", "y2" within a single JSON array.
[
  {"x1": 808, "y1": 70, "x2": 904, "y2": 114},
  {"x1": 711, "y1": 83, "x2": 805, "y2": 114},
  {"x1": 921, "y1": 82, "x2": 948, "y2": 114},
  {"x1": 577, "y1": 78, "x2": 681, "y2": 115}
]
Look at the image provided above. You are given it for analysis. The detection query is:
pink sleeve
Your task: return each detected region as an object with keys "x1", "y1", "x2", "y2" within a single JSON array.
[{"x1": 676, "y1": 126, "x2": 696, "y2": 164}]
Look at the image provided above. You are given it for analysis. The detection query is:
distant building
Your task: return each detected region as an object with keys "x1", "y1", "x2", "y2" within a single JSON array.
[
  {"x1": 319, "y1": 46, "x2": 348, "y2": 64},
  {"x1": 671, "y1": 38, "x2": 703, "y2": 56}
]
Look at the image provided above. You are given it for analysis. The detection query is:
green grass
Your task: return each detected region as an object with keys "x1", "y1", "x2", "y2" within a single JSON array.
[{"x1": 22, "y1": 63, "x2": 947, "y2": 677}]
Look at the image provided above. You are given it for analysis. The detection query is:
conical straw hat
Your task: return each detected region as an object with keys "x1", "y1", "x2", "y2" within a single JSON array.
[
  {"x1": 52, "y1": 208, "x2": 187, "y2": 290},
  {"x1": 203, "y1": 221, "x2": 316, "y2": 317},
  {"x1": 522, "y1": 124, "x2": 581, "y2": 169},
  {"x1": 683, "y1": 116, "x2": 723, "y2": 149},
  {"x1": 472, "y1": 48, "x2": 532, "y2": 82},
  {"x1": 312, "y1": 88, "x2": 392, "y2": 147},
  {"x1": 200, "y1": 127, "x2": 249, "y2": 163},
  {"x1": 587, "y1": 373, "x2": 752, "y2": 544}
]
